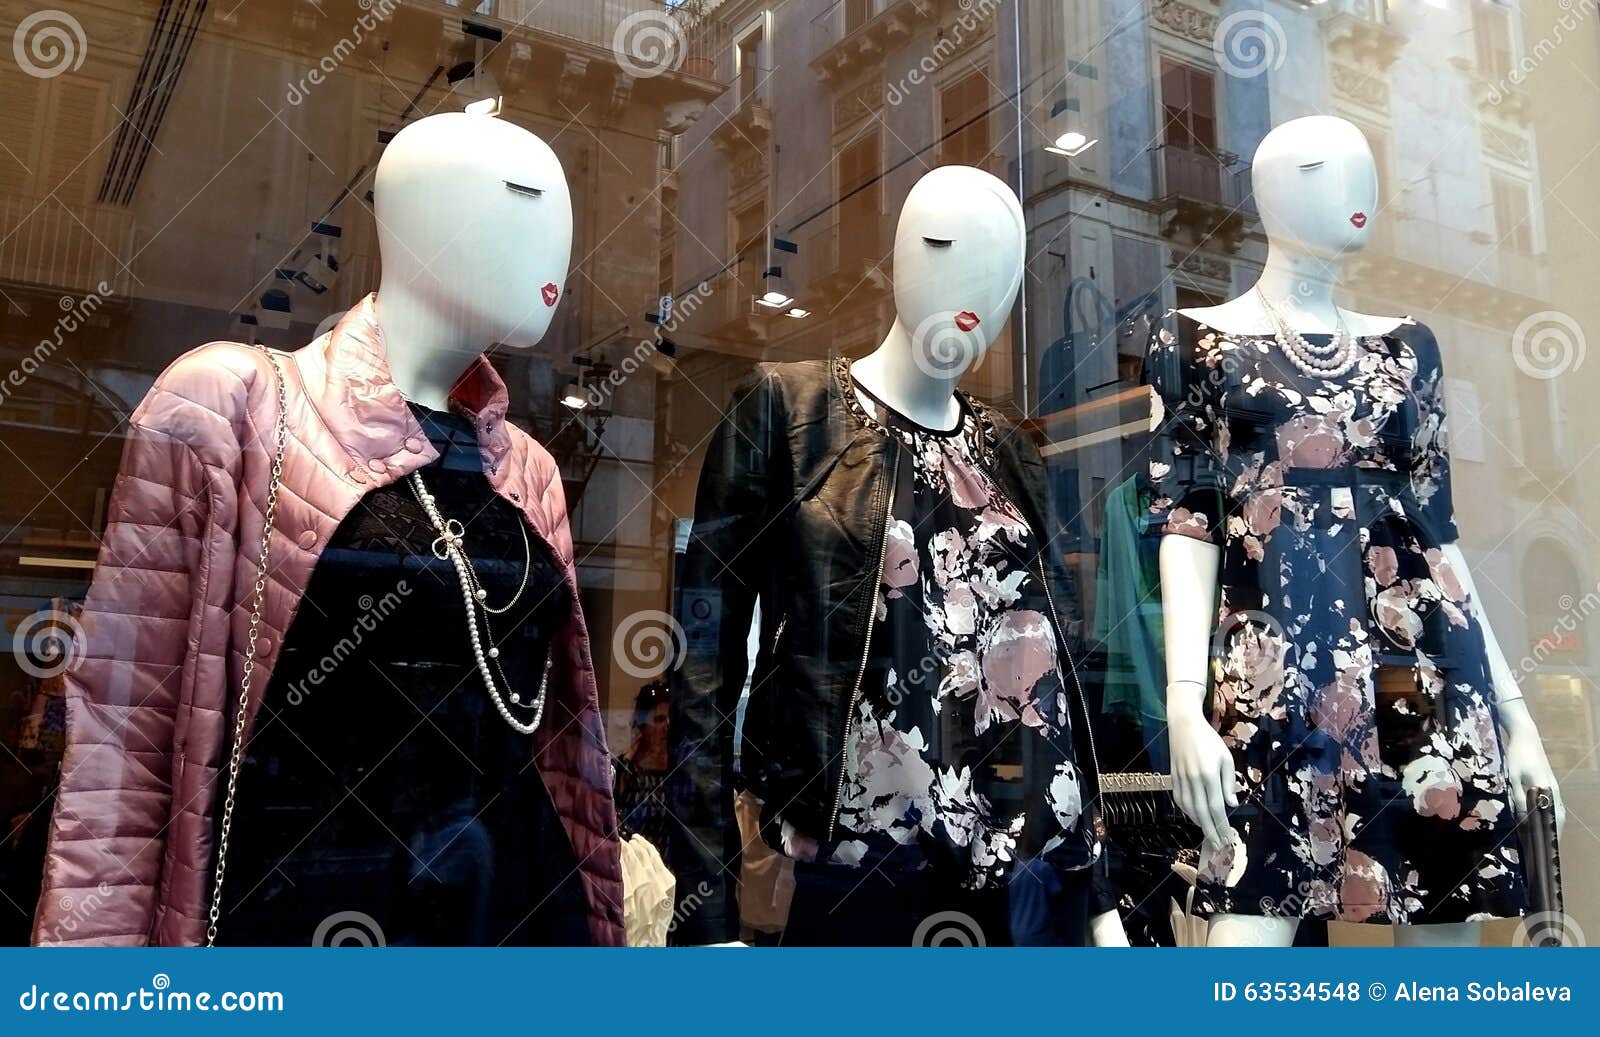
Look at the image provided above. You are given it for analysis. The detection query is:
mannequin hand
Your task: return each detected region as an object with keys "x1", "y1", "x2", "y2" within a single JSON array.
[
  {"x1": 1090, "y1": 908, "x2": 1130, "y2": 947},
  {"x1": 1499, "y1": 699, "x2": 1565, "y2": 835},
  {"x1": 1168, "y1": 691, "x2": 1237, "y2": 849}
]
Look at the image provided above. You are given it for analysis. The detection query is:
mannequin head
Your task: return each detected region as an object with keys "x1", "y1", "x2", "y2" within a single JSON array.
[
  {"x1": 1251, "y1": 115, "x2": 1377, "y2": 263},
  {"x1": 373, "y1": 112, "x2": 573, "y2": 355},
  {"x1": 890, "y1": 165, "x2": 1025, "y2": 381}
]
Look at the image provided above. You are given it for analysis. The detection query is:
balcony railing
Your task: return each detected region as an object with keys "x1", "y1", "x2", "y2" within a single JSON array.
[
  {"x1": 1379, "y1": 211, "x2": 1546, "y2": 297},
  {"x1": 0, "y1": 196, "x2": 136, "y2": 298},
  {"x1": 1325, "y1": 0, "x2": 1391, "y2": 25},
  {"x1": 1158, "y1": 145, "x2": 1244, "y2": 209},
  {"x1": 440, "y1": 0, "x2": 728, "y2": 80}
]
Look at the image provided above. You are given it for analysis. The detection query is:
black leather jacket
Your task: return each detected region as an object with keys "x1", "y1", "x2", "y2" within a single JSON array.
[{"x1": 666, "y1": 358, "x2": 1101, "y2": 944}]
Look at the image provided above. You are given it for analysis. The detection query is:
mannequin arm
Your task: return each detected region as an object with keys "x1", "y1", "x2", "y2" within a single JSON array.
[
  {"x1": 1160, "y1": 534, "x2": 1236, "y2": 848},
  {"x1": 1440, "y1": 542, "x2": 1564, "y2": 833}
]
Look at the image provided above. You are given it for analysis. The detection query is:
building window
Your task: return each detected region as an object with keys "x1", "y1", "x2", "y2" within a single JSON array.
[
  {"x1": 734, "y1": 201, "x2": 768, "y2": 309},
  {"x1": 1159, "y1": 58, "x2": 1220, "y2": 202},
  {"x1": 1492, "y1": 172, "x2": 1534, "y2": 253},
  {"x1": 837, "y1": 130, "x2": 883, "y2": 268},
  {"x1": 737, "y1": 23, "x2": 765, "y2": 103},
  {"x1": 845, "y1": 0, "x2": 873, "y2": 34},
  {"x1": 1474, "y1": 1, "x2": 1515, "y2": 83},
  {"x1": 939, "y1": 71, "x2": 992, "y2": 169}
]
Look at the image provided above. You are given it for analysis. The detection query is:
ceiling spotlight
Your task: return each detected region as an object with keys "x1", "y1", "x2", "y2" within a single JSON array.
[
  {"x1": 785, "y1": 307, "x2": 810, "y2": 319},
  {"x1": 1044, "y1": 98, "x2": 1097, "y2": 158},
  {"x1": 560, "y1": 383, "x2": 590, "y2": 410},
  {"x1": 756, "y1": 290, "x2": 794, "y2": 309},
  {"x1": 1045, "y1": 130, "x2": 1098, "y2": 158}
]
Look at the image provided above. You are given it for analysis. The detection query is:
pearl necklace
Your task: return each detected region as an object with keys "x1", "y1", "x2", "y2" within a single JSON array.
[
  {"x1": 1256, "y1": 288, "x2": 1361, "y2": 379},
  {"x1": 408, "y1": 471, "x2": 549, "y2": 735}
]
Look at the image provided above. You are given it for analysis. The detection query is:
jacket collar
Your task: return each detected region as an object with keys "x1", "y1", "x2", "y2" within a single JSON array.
[
  {"x1": 301, "y1": 293, "x2": 514, "y2": 476},
  {"x1": 829, "y1": 356, "x2": 997, "y2": 462}
]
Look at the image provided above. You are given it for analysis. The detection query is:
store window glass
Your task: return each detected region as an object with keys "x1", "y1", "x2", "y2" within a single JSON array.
[{"x1": 0, "y1": 0, "x2": 1595, "y2": 949}]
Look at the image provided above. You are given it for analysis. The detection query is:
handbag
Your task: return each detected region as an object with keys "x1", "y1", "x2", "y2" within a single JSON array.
[
  {"x1": 1518, "y1": 786, "x2": 1566, "y2": 946},
  {"x1": 204, "y1": 343, "x2": 291, "y2": 947}
]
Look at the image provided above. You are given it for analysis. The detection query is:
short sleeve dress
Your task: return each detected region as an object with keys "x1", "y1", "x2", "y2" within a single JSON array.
[{"x1": 1143, "y1": 312, "x2": 1527, "y2": 925}]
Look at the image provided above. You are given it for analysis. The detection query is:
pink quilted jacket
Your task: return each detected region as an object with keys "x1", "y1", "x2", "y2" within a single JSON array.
[{"x1": 32, "y1": 295, "x2": 625, "y2": 946}]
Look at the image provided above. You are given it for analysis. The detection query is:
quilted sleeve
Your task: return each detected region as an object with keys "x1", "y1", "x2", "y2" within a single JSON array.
[
  {"x1": 527, "y1": 440, "x2": 626, "y2": 947},
  {"x1": 32, "y1": 419, "x2": 214, "y2": 946}
]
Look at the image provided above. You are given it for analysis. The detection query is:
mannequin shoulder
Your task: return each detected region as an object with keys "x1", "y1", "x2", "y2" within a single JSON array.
[
  {"x1": 1346, "y1": 310, "x2": 1412, "y2": 337},
  {"x1": 723, "y1": 359, "x2": 833, "y2": 417},
  {"x1": 1176, "y1": 299, "x2": 1269, "y2": 336},
  {"x1": 132, "y1": 341, "x2": 287, "y2": 452}
]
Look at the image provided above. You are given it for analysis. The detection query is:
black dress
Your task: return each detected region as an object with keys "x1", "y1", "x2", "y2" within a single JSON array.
[
  {"x1": 1144, "y1": 313, "x2": 1526, "y2": 924},
  {"x1": 217, "y1": 404, "x2": 591, "y2": 946}
]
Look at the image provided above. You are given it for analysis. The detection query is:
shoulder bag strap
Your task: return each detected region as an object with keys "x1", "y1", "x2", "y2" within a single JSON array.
[{"x1": 204, "y1": 343, "x2": 290, "y2": 947}]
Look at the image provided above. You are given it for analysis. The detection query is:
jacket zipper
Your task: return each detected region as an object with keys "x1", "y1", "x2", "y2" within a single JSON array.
[{"x1": 826, "y1": 451, "x2": 899, "y2": 841}]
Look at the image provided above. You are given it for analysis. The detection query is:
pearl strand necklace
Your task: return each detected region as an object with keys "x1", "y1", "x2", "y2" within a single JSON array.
[
  {"x1": 1256, "y1": 288, "x2": 1361, "y2": 379},
  {"x1": 409, "y1": 471, "x2": 550, "y2": 735}
]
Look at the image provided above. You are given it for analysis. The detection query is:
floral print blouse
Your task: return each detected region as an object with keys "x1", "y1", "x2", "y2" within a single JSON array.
[
  {"x1": 782, "y1": 390, "x2": 1095, "y2": 888},
  {"x1": 1144, "y1": 313, "x2": 1526, "y2": 924}
]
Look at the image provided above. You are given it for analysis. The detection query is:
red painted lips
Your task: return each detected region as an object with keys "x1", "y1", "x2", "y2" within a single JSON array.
[
  {"x1": 541, "y1": 282, "x2": 560, "y2": 307},
  {"x1": 954, "y1": 310, "x2": 981, "y2": 332},
  {"x1": 1350, "y1": 212, "x2": 1368, "y2": 229}
]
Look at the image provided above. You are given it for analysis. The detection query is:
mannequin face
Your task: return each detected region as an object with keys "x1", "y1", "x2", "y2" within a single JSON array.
[
  {"x1": 374, "y1": 112, "x2": 573, "y2": 353},
  {"x1": 1251, "y1": 115, "x2": 1377, "y2": 264},
  {"x1": 891, "y1": 166, "x2": 1025, "y2": 380}
]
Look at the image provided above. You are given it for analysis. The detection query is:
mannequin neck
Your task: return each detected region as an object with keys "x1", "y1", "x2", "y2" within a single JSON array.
[
  {"x1": 1248, "y1": 246, "x2": 1345, "y2": 331},
  {"x1": 850, "y1": 316, "x2": 964, "y2": 431},
  {"x1": 372, "y1": 287, "x2": 483, "y2": 411}
]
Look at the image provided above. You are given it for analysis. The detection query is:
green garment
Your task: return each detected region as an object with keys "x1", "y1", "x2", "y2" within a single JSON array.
[{"x1": 1092, "y1": 477, "x2": 1169, "y2": 762}]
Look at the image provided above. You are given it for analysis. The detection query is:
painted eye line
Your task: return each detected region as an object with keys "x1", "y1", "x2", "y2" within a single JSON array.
[
  {"x1": 504, "y1": 180, "x2": 544, "y2": 197},
  {"x1": 1297, "y1": 160, "x2": 1326, "y2": 171},
  {"x1": 922, "y1": 236, "x2": 954, "y2": 248}
]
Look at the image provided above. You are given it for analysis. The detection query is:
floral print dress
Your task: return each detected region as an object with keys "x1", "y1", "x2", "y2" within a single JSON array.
[
  {"x1": 782, "y1": 388, "x2": 1096, "y2": 892},
  {"x1": 1144, "y1": 312, "x2": 1526, "y2": 924}
]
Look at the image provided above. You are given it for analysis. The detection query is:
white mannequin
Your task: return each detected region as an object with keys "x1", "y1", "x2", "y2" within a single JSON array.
[
  {"x1": 852, "y1": 166, "x2": 1129, "y2": 947},
  {"x1": 850, "y1": 165, "x2": 1024, "y2": 429},
  {"x1": 371, "y1": 111, "x2": 573, "y2": 407},
  {"x1": 1165, "y1": 115, "x2": 1562, "y2": 947}
]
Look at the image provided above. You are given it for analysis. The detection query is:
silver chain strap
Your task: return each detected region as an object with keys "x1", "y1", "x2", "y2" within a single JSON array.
[{"x1": 204, "y1": 344, "x2": 289, "y2": 947}]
